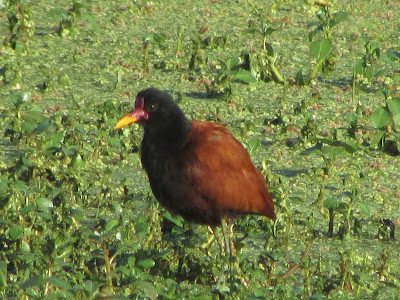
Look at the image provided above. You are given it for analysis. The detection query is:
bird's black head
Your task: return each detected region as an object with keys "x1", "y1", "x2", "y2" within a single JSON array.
[{"x1": 114, "y1": 87, "x2": 190, "y2": 134}]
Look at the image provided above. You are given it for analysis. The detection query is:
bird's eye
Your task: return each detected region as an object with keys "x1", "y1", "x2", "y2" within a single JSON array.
[{"x1": 148, "y1": 104, "x2": 157, "y2": 112}]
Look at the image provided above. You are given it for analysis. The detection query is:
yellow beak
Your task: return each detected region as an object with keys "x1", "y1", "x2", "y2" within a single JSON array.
[
  {"x1": 114, "y1": 107, "x2": 149, "y2": 130},
  {"x1": 114, "y1": 114, "x2": 139, "y2": 129}
]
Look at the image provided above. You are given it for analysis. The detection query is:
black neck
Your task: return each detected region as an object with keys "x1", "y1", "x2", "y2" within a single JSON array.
[{"x1": 143, "y1": 115, "x2": 192, "y2": 153}]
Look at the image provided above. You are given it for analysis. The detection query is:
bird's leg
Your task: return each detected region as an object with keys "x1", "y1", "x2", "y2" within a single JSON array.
[
  {"x1": 200, "y1": 226, "x2": 215, "y2": 251},
  {"x1": 221, "y1": 217, "x2": 231, "y2": 258},
  {"x1": 221, "y1": 216, "x2": 249, "y2": 288},
  {"x1": 215, "y1": 220, "x2": 229, "y2": 289},
  {"x1": 226, "y1": 218, "x2": 236, "y2": 258}
]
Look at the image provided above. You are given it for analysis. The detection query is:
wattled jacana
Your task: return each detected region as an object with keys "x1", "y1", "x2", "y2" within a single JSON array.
[{"x1": 114, "y1": 88, "x2": 275, "y2": 280}]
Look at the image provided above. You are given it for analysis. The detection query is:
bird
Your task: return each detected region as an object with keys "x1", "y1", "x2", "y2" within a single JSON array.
[{"x1": 114, "y1": 87, "x2": 275, "y2": 280}]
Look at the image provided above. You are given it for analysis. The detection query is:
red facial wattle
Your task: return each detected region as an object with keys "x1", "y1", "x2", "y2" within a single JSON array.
[{"x1": 114, "y1": 97, "x2": 149, "y2": 129}]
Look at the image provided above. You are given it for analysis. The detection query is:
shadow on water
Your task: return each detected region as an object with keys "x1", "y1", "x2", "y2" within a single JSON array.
[{"x1": 0, "y1": 138, "x2": 25, "y2": 163}]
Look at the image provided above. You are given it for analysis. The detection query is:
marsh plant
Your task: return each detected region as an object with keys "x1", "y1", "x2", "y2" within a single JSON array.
[{"x1": 296, "y1": 7, "x2": 347, "y2": 85}]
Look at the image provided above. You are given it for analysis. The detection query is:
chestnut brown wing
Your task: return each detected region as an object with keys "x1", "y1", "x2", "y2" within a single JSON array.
[{"x1": 182, "y1": 121, "x2": 275, "y2": 220}]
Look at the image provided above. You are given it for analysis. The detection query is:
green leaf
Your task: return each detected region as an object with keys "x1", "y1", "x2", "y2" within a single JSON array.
[
  {"x1": 47, "y1": 8, "x2": 68, "y2": 22},
  {"x1": 295, "y1": 69, "x2": 306, "y2": 86},
  {"x1": 233, "y1": 70, "x2": 258, "y2": 83},
  {"x1": 83, "y1": 14, "x2": 99, "y2": 32},
  {"x1": 135, "y1": 221, "x2": 148, "y2": 234},
  {"x1": 116, "y1": 266, "x2": 130, "y2": 276},
  {"x1": 20, "y1": 275, "x2": 44, "y2": 290},
  {"x1": 370, "y1": 130, "x2": 386, "y2": 146},
  {"x1": 387, "y1": 98, "x2": 400, "y2": 115},
  {"x1": 35, "y1": 211, "x2": 52, "y2": 221},
  {"x1": 323, "y1": 197, "x2": 341, "y2": 209},
  {"x1": 321, "y1": 146, "x2": 345, "y2": 157},
  {"x1": 46, "y1": 277, "x2": 73, "y2": 291},
  {"x1": 72, "y1": 154, "x2": 83, "y2": 169},
  {"x1": 0, "y1": 260, "x2": 7, "y2": 287},
  {"x1": 109, "y1": 137, "x2": 121, "y2": 148},
  {"x1": 331, "y1": 11, "x2": 348, "y2": 27},
  {"x1": 105, "y1": 219, "x2": 119, "y2": 232},
  {"x1": 20, "y1": 205, "x2": 36, "y2": 215},
  {"x1": 346, "y1": 112, "x2": 357, "y2": 125},
  {"x1": 244, "y1": 137, "x2": 261, "y2": 155},
  {"x1": 134, "y1": 280, "x2": 158, "y2": 299},
  {"x1": 22, "y1": 110, "x2": 45, "y2": 123},
  {"x1": 364, "y1": 66, "x2": 373, "y2": 80},
  {"x1": 162, "y1": 212, "x2": 184, "y2": 227},
  {"x1": 310, "y1": 39, "x2": 332, "y2": 60},
  {"x1": 36, "y1": 119, "x2": 52, "y2": 134},
  {"x1": 357, "y1": 202, "x2": 370, "y2": 217},
  {"x1": 370, "y1": 107, "x2": 390, "y2": 129},
  {"x1": 353, "y1": 58, "x2": 364, "y2": 76},
  {"x1": 47, "y1": 132, "x2": 65, "y2": 148},
  {"x1": 36, "y1": 197, "x2": 53, "y2": 211},
  {"x1": 0, "y1": 176, "x2": 9, "y2": 192},
  {"x1": 379, "y1": 54, "x2": 395, "y2": 67},
  {"x1": 224, "y1": 56, "x2": 241, "y2": 71},
  {"x1": 392, "y1": 114, "x2": 400, "y2": 128},
  {"x1": 15, "y1": 180, "x2": 29, "y2": 194},
  {"x1": 137, "y1": 258, "x2": 155, "y2": 268},
  {"x1": 353, "y1": 269, "x2": 373, "y2": 283},
  {"x1": 83, "y1": 280, "x2": 98, "y2": 293},
  {"x1": 9, "y1": 224, "x2": 24, "y2": 240}
]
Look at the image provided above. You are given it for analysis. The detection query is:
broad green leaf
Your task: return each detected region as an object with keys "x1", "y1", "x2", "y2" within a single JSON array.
[
  {"x1": 47, "y1": 8, "x2": 68, "y2": 22},
  {"x1": 224, "y1": 56, "x2": 240, "y2": 70},
  {"x1": 163, "y1": 212, "x2": 183, "y2": 227},
  {"x1": 20, "y1": 275, "x2": 44, "y2": 290},
  {"x1": 15, "y1": 181, "x2": 29, "y2": 193},
  {"x1": 370, "y1": 107, "x2": 390, "y2": 129},
  {"x1": 296, "y1": 69, "x2": 306, "y2": 86},
  {"x1": 83, "y1": 280, "x2": 98, "y2": 293},
  {"x1": 387, "y1": 51, "x2": 400, "y2": 61},
  {"x1": 22, "y1": 110, "x2": 44, "y2": 123},
  {"x1": 233, "y1": 70, "x2": 258, "y2": 83},
  {"x1": 387, "y1": 98, "x2": 400, "y2": 115},
  {"x1": 331, "y1": 11, "x2": 348, "y2": 27},
  {"x1": 109, "y1": 137, "x2": 122, "y2": 148},
  {"x1": 134, "y1": 280, "x2": 158, "y2": 299},
  {"x1": 357, "y1": 202, "x2": 370, "y2": 217},
  {"x1": 9, "y1": 224, "x2": 24, "y2": 240},
  {"x1": 321, "y1": 146, "x2": 345, "y2": 157},
  {"x1": 116, "y1": 266, "x2": 130, "y2": 276},
  {"x1": 364, "y1": 66, "x2": 373, "y2": 80},
  {"x1": 83, "y1": 14, "x2": 99, "y2": 32},
  {"x1": 346, "y1": 112, "x2": 357, "y2": 125},
  {"x1": 35, "y1": 212, "x2": 52, "y2": 221},
  {"x1": 323, "y1": 197, "x2": 341, "y2": 209},
  {"x1": 0, "y1": 175, "x2": 9, "y2": 192},
  {"x1": 370, "y1": 130, "x2": 385, "y2": 146},
  {"x1": 105, "y1": 219, "x2": 119, "y2": 232},
  {"x1": 36, "y1": 197, "x2": 53, "y2": 211},
  {"x1": 135, "y1": 221, "x2": 148, "y2": 234},
  {"x1": 245, "y1": 137, "x2": 261, "y2": 155},
  {"x1": 392, "y1": 114, "x2": 400, "y2": 128},
  {"x1": 0, "y1": 260, "x2": 7, "y2": 287},
  {"x1": 353, "y1": 58, "x2": 364, "y2": 76},
  {"x1": 310, "y1": 39, "x2": 332, "y2": 60},
  {"x1": 20, "y1": 205, "x2": 36, "y2": 215},
  {"x1": 137, "y1": 258, "x2": 155, "y2": 268},
  {"x1": 72, "y1": 154, "x2": 83, "y2": 169},
  {"x1": 379, "y1": 54, "x2": 395, "y2": 67},
  {"x1": 70, "y1": 208, "x2": 84, "y2": 221},
  {"x1": 47, "y1": 277, "x2": 72, "y2": 291},
  {"x1": 47, "y1": 132, "x2": 65, "y2": 148},
  {"x1": 353, "y1": 269, "x2": 373, "y2": 282},
  {"x1": 36, "y1": 119, "x2": 51, "y2": 134}
]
